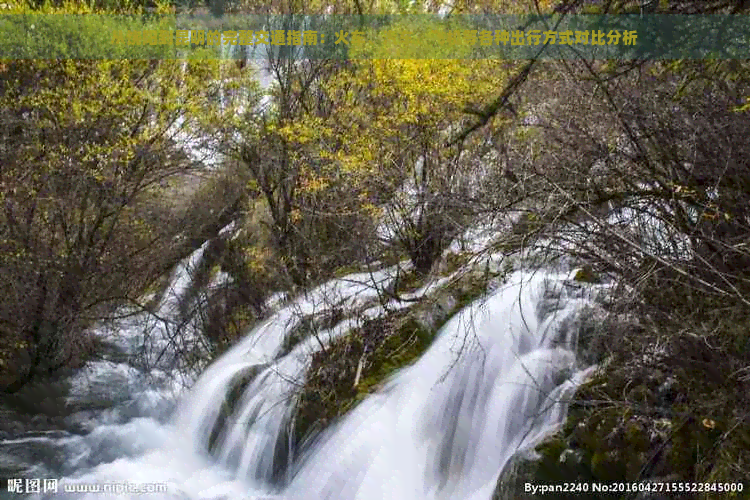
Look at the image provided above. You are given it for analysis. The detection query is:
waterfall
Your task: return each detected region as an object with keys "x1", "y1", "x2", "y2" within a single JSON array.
[
  {"x1": 174, "y1": 266, "x2": 400, "y2": 479},
  {"x1": 281, "y1": 270, "x2": 598, "y2": 500},
  {"x1": 30, "y1": 265, "x2": 606, "y2": 500},
  {"x1": 61, "y1": 240, "x2": 214, "y2": 431},
  {"x1": 98, "y1": 239, "x2": 211, "y2": 377}
]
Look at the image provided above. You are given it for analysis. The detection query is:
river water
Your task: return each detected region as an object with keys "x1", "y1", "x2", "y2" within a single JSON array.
[{"x1": 1, "y1": 240, "x2": 607, "y2": 500}]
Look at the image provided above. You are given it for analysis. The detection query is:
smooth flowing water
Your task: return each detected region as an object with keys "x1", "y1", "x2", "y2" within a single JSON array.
[{"x1": 12, "y1": 260, "x2": 605, "y2": 500}]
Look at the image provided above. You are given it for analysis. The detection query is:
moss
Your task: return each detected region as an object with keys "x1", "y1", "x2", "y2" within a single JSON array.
[
  {"x1": 333, "y1": 263, "x2": 365, "y2": 278},
  {"x1": 213, "y1": 301, "x2": 258, "y2": 357},
  {"x1": 281, "y1": 320, "x2": 310, "y2": 357},
  {"x1": 356, "y1": 317, "x2": 432, "y2": 394},
  {"x1": 207, "y1": 366, "x2": 265, "y2": 454},
  {"x1": 292, "y1": 336, "x2": 362, "y2": 447},
  {"x1": 590, "y1": 451, "x2": 626, "y2": 480},
  {"x1": 445, "y1": 266, "x2": 503, "y2": 314},
  {"x1": 528, "y1": 372, "x2": 657, "y2": 486},
  {"x1": 455, "y1": 282, "x2": 486, "y2": 310},
  {"x1": 293, "y1": 310, "x2": 439, "y2": 450},
  {"x1": 629, "y1": 383, "x2": 657, "y2": 405},
  {"x1": 227, "y1": 303, "x2": 256, "y2": 336},
  {"x1": 624, "y1": 421, "x2": 648, "y2": 450},
  {"x1": 496, "y1": 433, "x2": 602, "y2": 499},
  {"x1": 141, "y1": 273, "x2": 171, "y2": 311},
  {"x1": 210, "y1": 263, "x2": 222, "y2": 278},
  {"x1": 537, "y1": 434, "x2": 568, "y2": 462},
  {"x1": 573, "y1": 265, "x2": 601, "y2": 284},
  {"x1": 580, "y1": 4, "x2": 604, "y2": 14},
  {"x1": 394, "y1": 268, "x2": 424, "y2": 295},
  {"x1": 441, "y1": 252, "x2": 472, "y2": 275},
  {"x1": 290, "y1": 263, "x2": 514, "y2": 470},
  {"x1": 529, "y1": 325, "x2": 750, "y2": 498}
]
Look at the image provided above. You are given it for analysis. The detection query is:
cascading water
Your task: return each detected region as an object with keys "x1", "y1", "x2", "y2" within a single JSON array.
[
  {"x1": 22, "y1": 264, "x2": 607, "y2": 500},
  {"x1": 0, "y1": 239, "x2": 218, "y2": 500},
  {"x1": 281, "y1": 270, "x2": 599, "y2": 500}
]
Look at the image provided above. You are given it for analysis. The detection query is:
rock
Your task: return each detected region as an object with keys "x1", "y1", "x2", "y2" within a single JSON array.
[
  {"x1": 0, "y1": 450, "x2": 33, "y2": 477},
  {"x1": 553, "y1": 304, "x2": 608, "y2": 365},
  {"x1": 648, "y1": 418, "x2": 673, "y2": 445},
  {"x1": 0, "y1": 408, "x2": 25, "y2": 435},
  {"x1": 559, "y1": 448, "x2": 585, "y2": 467},
  {"x1": 435, "y1": 252, "x2": 471, "y2": 275},
  {"x1": 28, "y1": 414, "x2": 57, "y2": 431},
  {"x1": 415, "y1": 293, "x2": 457, "y2": 332},
  {"x1": 573, "y1": 265, "x2": 601, "y2": 284},
  {"x1": 63, "y1": 410, "x2": 98, "y2": 435},
  {"x1": 493, "y1": 451, "x2": 540, "y2": 500},
  {"x1": 493, "y1": 445, "x2": 597, "y2": 500},
  {"x1": 0, "y1": 437, "x2": 68, "y2": 475}
]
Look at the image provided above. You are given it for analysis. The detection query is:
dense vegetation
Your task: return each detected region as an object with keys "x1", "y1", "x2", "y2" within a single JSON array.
[{"x1": 1, "y1": 0, "x2": 749, "y2": 496}]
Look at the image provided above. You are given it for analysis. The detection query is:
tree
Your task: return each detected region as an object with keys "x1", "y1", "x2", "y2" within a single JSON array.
[
  {"x1": 0, "y1": 57, "x2": 228, "y2": 393},
  {"x1": 302, "y1": 16, "x2": 514, "y2": 274},
  {"x1": 224, "y1": 3, "x2": 386, "y2": 287}
]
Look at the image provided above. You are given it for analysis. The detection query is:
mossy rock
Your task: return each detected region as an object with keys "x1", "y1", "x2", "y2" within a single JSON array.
[
  {"x1": 414, "y1": 292, "x2": 457, "y2": 333},
  {"x1": 207, "y1": 365, "x2": 266, "y2": 455},
  {"x1": 438, "y1": 252, "x2": 472, "y2": 275},
  {"x1": 394, "y1": 268, "x2": 425, "y2": 295},
  {"x1": 141, "y1": 273, "x2": 172, "y2": 311},
  {"x1": 447, "y1": 267, "x2": 499, "y2": 312},
  {"x1": 538, "y1": 338, "x2": 750, "y2": 498},
  {"x1": 221, "y1": 302, "x2": 259, "y2": 346},
  {"x1": 357, "y1": 317, "x2": 433, "y2": 393},
  {"x1": 293, "y1": 309, "x2": 439, "y2": 450},
  {"x1": 573, "y1": 265, "x2": 601, "y2": 284},
  {"x1": 292, "y1": 336, "x2": 362, "y2": 449},
  {"x1": 494, "y1": 444, "x2": 598, "y2": 500},
  {"x1": 333, "y1": 264, "x2": 366, "y2": 278}
]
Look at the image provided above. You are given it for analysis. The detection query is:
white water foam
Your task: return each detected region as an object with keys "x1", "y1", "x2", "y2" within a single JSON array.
[{"x1": 37, "y1": 267, "x2": 605, "y2": 500}]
